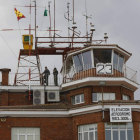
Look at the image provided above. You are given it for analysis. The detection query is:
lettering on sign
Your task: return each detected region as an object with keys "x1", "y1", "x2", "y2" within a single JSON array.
[
  {"x1": 96, "y1": 63, "x2": 113, "y2": 75},
  {"x1": 110, "y1": 107, "x2": 132, "y2": 122}
]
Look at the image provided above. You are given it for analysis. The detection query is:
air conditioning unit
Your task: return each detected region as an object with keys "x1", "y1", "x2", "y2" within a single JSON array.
[
  {"x1": 47, "y1": 91, "x2": 60, "y2": 102},
  {"x1": 33, "y1": 90, "x2": 45, "y2": 105}
]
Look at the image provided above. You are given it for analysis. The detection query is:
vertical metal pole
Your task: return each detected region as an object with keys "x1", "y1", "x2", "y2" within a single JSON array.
[
  {"x1": 102, "y1": 86, "x2": 105, "y2": 119},
  {"x1": 49, "y1": 2, "x2": 51, "y2": 37},
  {"x1": 85, "y1": 0, "x2": 88, "y2": 42},
  {"x1": 54, "y1": 0, "x2": 55, "y2": 40},
  {"x1": 72, "y1": 0, "x2": 74, "y2": 48},
  {"x1": 67, "y1": 3, "x2": 70, "y2": 47},
  {"x1": 73, "y1": 0, "x2": 74, "y2": 24},
  {"x1": 35, "y1": 0, "x2": 37, "y2": 49},
  {"x1": 48, "y1": 1, "x2": 52, "y2": 44},
  {"x1": 68, "y1": 3, "x2": 69, "y2": 41},
  {"x1": 49, "y1": 3, "x2": 50, "y2": 37},
  {"x1": 29, "y1": 0, "x2": 31, "y2": 100}
]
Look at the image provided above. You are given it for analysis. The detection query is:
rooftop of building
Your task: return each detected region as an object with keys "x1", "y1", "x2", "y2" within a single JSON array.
[{"x1": 0, "y1": 100, "x2": 140, "y2": 111}]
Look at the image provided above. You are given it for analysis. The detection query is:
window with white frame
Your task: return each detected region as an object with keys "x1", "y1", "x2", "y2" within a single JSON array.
[
  {"x1": 105, "y1": 123, "x2": 133, "y2": 140},
  {"x1": 73, "y1": 53, "x2": 83, "y2": 72},
  {"x1": 113, "y1": 51, "x2": 124, "y2": 73},
  {"x1": 93, "y1": 49, "x2": 112, "y2": 67},
  {"x1": 11, "y1": 127, "x2": 40, "y2": 140},
  {"x1": 92, "y1": 93, "x2": 115, "y2": 102},
  {"x1": 123, "y1": 94, "x2": 130, "y2": 100},
  {"x1": 71, "y1": 94, "x2": 84, "y2": 105},
  {"x1": 78, "y1": 123, "x2": 98, "y2": 140},
  {"x1": 73, "y1": 50, "x2": 92, "y2": 73}
]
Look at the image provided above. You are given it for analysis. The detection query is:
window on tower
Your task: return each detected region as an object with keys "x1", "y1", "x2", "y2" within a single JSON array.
[
  {"x1": 82, "y1": 51, "x2": 92, "y2": 70},
  {"x1": 73, "y1": 53, "x2": 83, "y2": 72},
  {"x1": 93, "y1": 49, "x2": 112, "y2": 67},
  {"x1": 113, "y1": 51, "x2": 124, "y2": 72},
  {"x1": 73, "y1": 50, "x2": 92, "y2": 72}
]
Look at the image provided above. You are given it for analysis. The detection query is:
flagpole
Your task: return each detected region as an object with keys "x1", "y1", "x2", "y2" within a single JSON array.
[
  {"x1": 48, "y1": 1, "x2": 52, "y2": 44},
  {"x1": 29, "y1": 0, "x2": 31, "y2": 100},
  {"x1": 34, "y1": 0, "x2": 37, "y2": 49},
  {"x1": 54, "y1": 0, "x2": 55, "y2": 43},
  {"x1": 67, "y1": 3, "x2": 70, "y2": 45}
]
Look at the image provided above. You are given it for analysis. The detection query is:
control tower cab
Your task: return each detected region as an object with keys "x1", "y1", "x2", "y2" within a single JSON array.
[{"x1": 62, "y1": 44, "x2": 138, "y2": 92}]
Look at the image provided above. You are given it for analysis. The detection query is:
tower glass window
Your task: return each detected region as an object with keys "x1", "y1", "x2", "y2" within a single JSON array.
[
  {"x1": 113, "y1": 51, "x2": 124, "y2": 72},
  {"x1": 105, "y1": 123, "x2": 133, "y2": 140},
  {"x1": 93, "y1": 49, "x2": 112, "y2": 66},
  {"x1": 78, "y1": 123, "x2": 98, "y2": 140},
  {"x1": 73, "y1": 53, "x2": 83, "y2": 72},
  {"x1": 82, "y1": 51, "x2": 92, "y2": 70}
]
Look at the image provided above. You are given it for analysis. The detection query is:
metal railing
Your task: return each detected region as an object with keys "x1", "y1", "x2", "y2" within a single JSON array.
[
  {"x1": 63, "y1": 63, "x2": 137, "y2": 84},
  {"x1": 8, "y1": 73, "x2": 62, "y2": 86},
  {"x1": 0, "y1": 63, "x2": 137, "y2": 86}
]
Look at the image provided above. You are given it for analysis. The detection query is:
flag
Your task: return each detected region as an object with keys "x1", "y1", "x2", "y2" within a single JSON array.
[
  {"x1": 14, "y1": 8, "x2": 26, "y2": 21},
  {"x1": 44, "y1": 9, "x2": 48, "y2": 16}
]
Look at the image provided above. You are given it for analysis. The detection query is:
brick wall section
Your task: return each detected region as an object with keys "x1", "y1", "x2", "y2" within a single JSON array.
[
  {"x1": 0, "y1": 117, "x2": 73, "y2": 140},
  {"x1": 0, "y1": 92, "x2": 32, "y2": 106},
  {"x1": 0, "y1": 111, "x2": 139, "y2": 140},
  {"x1": 8, "y1": 93, "x2": 33, "y2": 106},
  {"x1": 98, "y1": 122, "x2": 105, "y2": 140},
  {"x1": 0, "y1": 86, "x2": 134, "y2": 106},
  {"x1": 61, "y1": 86, "x2": 92, "y2": 105},
  {"x1": 73, "y1": 112, "x2": 103, "y2": 140},
  {"x1": 61, "y1": 86, "x2": 134, "y2": 105},
  {"x1": 2, "y1": 71, "x2": 9, "y2": 85},
  {"x1": 0, "y1": 68, "x2": 11, "y2": 86},
  {"x1": 122, "y1": 87, "x2": 134, "y2": 100},
  {"x1": 133, "y1": 122, "x2": 139, "y2": 140},
  {"x1": 0, "y1": 92, "x2": 8, "y2": 106}
]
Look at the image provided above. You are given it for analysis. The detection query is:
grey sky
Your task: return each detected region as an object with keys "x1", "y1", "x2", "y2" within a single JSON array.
[{"x1": 0, "y1": 0, "x2": 140, "y2": 99}]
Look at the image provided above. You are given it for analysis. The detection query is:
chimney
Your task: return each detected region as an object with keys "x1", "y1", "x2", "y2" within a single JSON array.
[{"x1": 0, "y1": 68, "x2": 11, "y2": 86}]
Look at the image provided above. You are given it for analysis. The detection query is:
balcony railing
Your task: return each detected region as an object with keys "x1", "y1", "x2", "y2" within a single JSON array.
[
  {"x1": 0, "y1": 64, "x2": 137, "y2": 86},
  {"x1": 63, "y1": 64, "x2": 137, "y2": 84},
  {"x1": 3, "y1": 73, "x2": 62, "y2": 86}
]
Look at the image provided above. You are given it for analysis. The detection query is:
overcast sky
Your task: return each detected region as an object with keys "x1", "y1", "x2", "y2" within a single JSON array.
[{"x1": 0, "y1": 0, "x2": 140, "y2": 99}]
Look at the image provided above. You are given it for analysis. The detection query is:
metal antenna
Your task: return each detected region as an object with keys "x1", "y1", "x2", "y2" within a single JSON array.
[
  {"x1": 48, "y1": 1, "x2": 53, "y2": 45},
  {"x1": 48, "y1": 1, "x2": 52, "y2": 38},
  {"x1": 82, "y1": 0, "x2": 92, "y2": 41},
  {"x1": 64, "y1": 2, "x2": 73, "y2": 46},
  {"x1": 54, "y1": 0, "x2": 55, "y2": 43},
  {"x1": 33, "y1": 0, "x2": 37, "y2": 49}
]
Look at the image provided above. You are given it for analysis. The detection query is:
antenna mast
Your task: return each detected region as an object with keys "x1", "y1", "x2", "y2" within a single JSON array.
[
  {"x1": 85, "y1": 0, "x2": 88, "y2": 39},
  {"x1": 54, "y1": 0, "x2": 55, "y2": 41},
  {"x1": 29, "y1": 0, "x2": 32, "y2": 100},
  {"x1": 34, "y1": 0, "x2": 37, "y2": 48},
  {"x1": 83, "y1": 0, "x2": 92, "y2": 42}
]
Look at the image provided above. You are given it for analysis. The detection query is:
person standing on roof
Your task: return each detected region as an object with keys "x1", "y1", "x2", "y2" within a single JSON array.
[
  {"x1": 53, "y1": 67, "x2": 58, "y2": 86},
  {"x1": 43, "y1": 67, "x2": 50, "y2": 86}
]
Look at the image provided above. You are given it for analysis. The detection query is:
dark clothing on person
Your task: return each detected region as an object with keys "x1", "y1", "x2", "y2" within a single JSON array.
[
  {"x1": 43, "y1": 68, "x2": 50, "y2": 86},
  {"x1": 53, "y1": 68, "x2": 58, "y2": 86}
]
